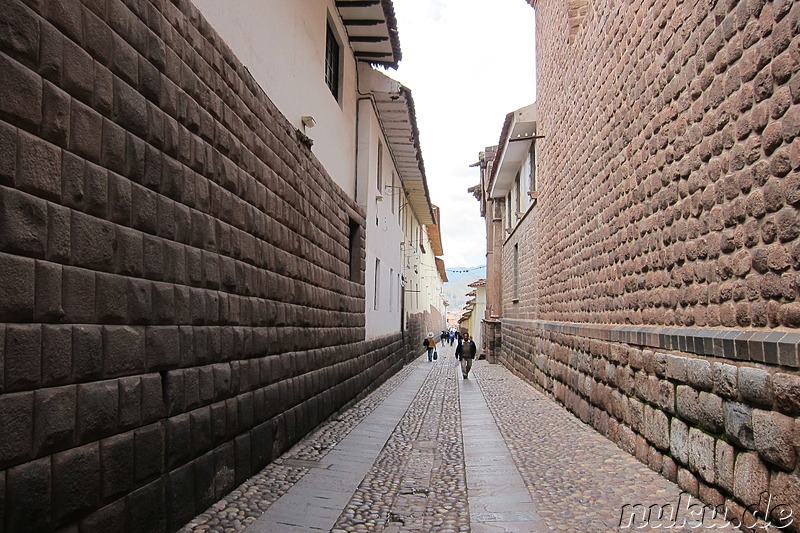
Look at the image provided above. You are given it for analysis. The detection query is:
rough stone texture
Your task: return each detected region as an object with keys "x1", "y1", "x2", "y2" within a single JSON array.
[
  {"x1": 733, "y1": 452, "x2": 770, "y2": 509},
  {"x1": 714, "y1": 439, "x2": 735, "y2": 495},
  {"x1": 737, "y1": 367, "x2": 772, "y2": 408},
  {"x1": 490, "y1": 1, "x2": 800, "y2": 519},
  {"x1": 505, "y1": 0, "x2": 800, "y2": 331},
  {"x1": 499, "y1": 319, "x2": 799, "y2": 528},
  {"x1": 0, "y1": 0, "x2": 428, "y2": 530},
  {"x1": 688, "y1": 428, "x2": 715, "y2": 484},
  {"x1": 752, "y1": 409, "x2": 797, "y2": 471}
]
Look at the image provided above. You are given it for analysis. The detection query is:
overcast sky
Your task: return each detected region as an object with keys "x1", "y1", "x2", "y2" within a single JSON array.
[{"x1": 389, "y1": 0, "x2": 537, "y2": 269}]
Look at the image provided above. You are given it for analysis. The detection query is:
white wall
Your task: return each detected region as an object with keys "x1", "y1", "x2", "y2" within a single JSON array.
[
  {"x1": 360, "y1": 103, "x2": 404, "y2": 338},
  {"x1": 193, "y1": 0, "x2": 358, "y2": 197}
]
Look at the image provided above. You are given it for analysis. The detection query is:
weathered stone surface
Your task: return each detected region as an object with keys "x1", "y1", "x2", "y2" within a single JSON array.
[
  {"x1": 688, "y1": 428, "x2": 715, "y2": 484},
  {"x1": 714, "y1": 439, "x2": 735, "y2": 494},
  {"x1": 751, "y1": 409, "x2": 796, "y2": 470},
  {"x1": 737, "y1": 366, "x2": 773, "y2": 408},
  {"x1": 670, "y1": 417, "x2": 690, "y2": 465},
  {"x1": 769, "y1": 471, "x2": 800, "y2": 530},
  {"x1": 772, "y1": 373, "x2": 800, "y2": 415},
  {"x1": 676, "y1": 385, "x2": 700, "y2": 425},
  {"x1": 697, "y1": 392, "x2": 724, "y2": 434},
  {"x1": 724, "y1": 401, "x2": 755, "y2": 449},
  {"x1": 712, "y1": 363, "x2": 738, "y2": 400},
  {"x1": 733, "y1": 452, "x2": 770, "y2": 507},
  {"x1": 686, "y1": 358, "x2": 712, "y2": 391}
]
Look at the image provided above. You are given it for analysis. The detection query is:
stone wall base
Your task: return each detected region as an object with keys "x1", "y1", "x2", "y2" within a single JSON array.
[{"x1": 499, "y1": 319, "x2": 800, "y2": 532}]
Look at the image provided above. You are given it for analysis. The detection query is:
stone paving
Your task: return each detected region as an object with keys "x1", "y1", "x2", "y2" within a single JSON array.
[{"x1": 181, "y1": 343, "x2": 740, "y2": 532}]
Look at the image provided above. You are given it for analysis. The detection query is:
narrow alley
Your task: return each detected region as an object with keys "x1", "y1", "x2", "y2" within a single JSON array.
[{"x1": 181, "y1": 343, "x2": 737, "y2": 533}]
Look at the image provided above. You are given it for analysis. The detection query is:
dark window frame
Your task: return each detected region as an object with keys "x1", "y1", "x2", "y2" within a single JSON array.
[{"x1": 325, "y1": 22, "x2": 340, "y2": 101}]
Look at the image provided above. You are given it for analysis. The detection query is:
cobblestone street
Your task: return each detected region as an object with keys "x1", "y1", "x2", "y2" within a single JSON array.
[{"x1": 180, "y1": 344, "x2": 740, "y2": 533}]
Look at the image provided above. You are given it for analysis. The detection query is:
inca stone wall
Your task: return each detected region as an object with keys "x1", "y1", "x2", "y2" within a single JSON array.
[
  {"x1": 521, "y1": 0, "x2": 800, "y2": 327},
  {"x1": 500, "y1": 0, "x2": 800, "y2": 524},
  {"x1": 0, "y1": 0, "x2": 415, "y2": 531}
]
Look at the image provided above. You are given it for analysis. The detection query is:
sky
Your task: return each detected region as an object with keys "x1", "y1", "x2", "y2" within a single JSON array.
[{"x1": 388, "y1": 0, "x2": 537, "y2": 269}]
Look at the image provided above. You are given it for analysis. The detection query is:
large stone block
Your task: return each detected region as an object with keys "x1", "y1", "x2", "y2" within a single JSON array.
[
  {"x1": 4, "y1": 323, "x2": 41, "y2": 390},
  {"x1": 676, "y1": 385, "x2": 701, "y2": 425},
  {"x1": 772, "y1": 372, "x2": 800, "y2": 415},
  {"x1": 127, "y1": 479, "x2": 166, "y2": 533},
  {"x1": 165, "y1": 462, "x2": 195, "y2": 532},
  {"x1": 0, "y1": 52, "x2": 42, "y2": 131},
  {"x1": 670, "y1": 417, "x2": 690, "y2": 465},
  {"x1": 688, "y1": 427, "x2": 715, "y2": 484},
  {"x1": 769, "y1": 471, "x2": 800, "y2": 531},
  {"x1": 697, "y1": 391, "x2": 725, "y2": 434},
  {"x1": 647, "y1": 406, "x2": 670, "y2": 451},
  {"x1": 52, "y1": 443, "x2": 101, "y2": 524},
  {"x1": 715, "y1": 439, "x2": 735, "y2": 494},
  {"x1": 17, "y1": 129, "x2": 61, "y2": 201},
  {"x1": 0, "y1": 187, "x2": 48, "y2": 259},
  {"x1": 738, "y1": 366, "x2": 773, "y2": 408},
  {"x1": 33, "y1": 385, "x2": 75, "y2": 455},
  {"x1": 733, "y1": 452, "x2": 770, "y2": 507},
  {"x1": 724, "y1": 401, "x2": 755, "y2": 449},
  {"x1": 0, "y1": 252, "x2": 34, "y2": 322},
  {"x1": 0, "y1": 391, "x2": 33, "y2": 467},
  {"x1": 100, "y1": 432, "x2": 134, "y2": 500},
  {"x1": 76, "y1": 380, "x2": 118, "y2": 443},
  {"x1": 134, "y1": 423, "x2": 163, "y2": 482},
  {"x1": 6, "y1": 457, "x2": 51, "y2": 533},
  {"x1": 751, "y1": 408, "x2": 796, "y2": 470},
  {"x1": 712, "y1": 362, "x2": 738, "y2": 399}
]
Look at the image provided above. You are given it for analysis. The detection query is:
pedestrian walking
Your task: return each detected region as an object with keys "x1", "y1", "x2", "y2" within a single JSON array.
[
  {"x1": 423, "y1": 332, "x2": 437, "y2": 362},
  {"x1": 455, "y1": 332, "x2": 477, "y2": 379},
  {"x1": 448, "y1": 330, "x2": 455, "y2": 346}
]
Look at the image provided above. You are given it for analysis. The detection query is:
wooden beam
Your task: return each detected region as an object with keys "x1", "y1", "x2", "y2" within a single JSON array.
[
  {"x1": 348, "y1": 35, "x2": 389, "y2": 43},
  {"x1": 336, "y1": 0, "x2": 380, "y2": 7},
  {"x1": 342, "y1": 19, "x2": 385, "y2": 26},
  {"x1": 354, "y1": 51, "x2": 392, "y2": 58}
]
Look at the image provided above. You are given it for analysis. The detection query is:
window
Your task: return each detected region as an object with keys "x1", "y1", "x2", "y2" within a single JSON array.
[
  {"x1": 506, "y1": 194, "x2": 512, "y2": 230},
  {"x1": 377, "y1": 139, "x2": 383, "y2": 193},
  {"x1": 374, "y1": 258, "x2": 381, "y2": 310},
  {"x1": 391, "y1": 173, "x2": 397, "y2": 215},
  {"x1": 419, "y1": 226, "x2": 425, "y2": 253},
  {"x1": 325, "y1": 23, "x2": 340, "y2": 101},
  {"x1": 529, "y1": 140, "x2": 537, "y2": 195},
  {"x1": 513, "y1": 243, "x2": 519, "y2": 302},
  {"x1": 514, "y1": 171, "x2": 521, "y2": 218},
  {"x1": 397, "y1": 273, "x2": 401, "y2": 312},
  {"x1": 389, "y1": 268, "x2": 394, "y2": 311},
  {"x1": 348, "y1": 219, "x2": 361, "y2": 282}
]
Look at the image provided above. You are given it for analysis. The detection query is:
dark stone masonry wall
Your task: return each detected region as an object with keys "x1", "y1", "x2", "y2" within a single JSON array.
[
  {"x1": 500, "y1": 0, "x2": 800, "y2": 526},
  {"x1": 0, "y1": 0, "x2": 415, "y2": 531}
]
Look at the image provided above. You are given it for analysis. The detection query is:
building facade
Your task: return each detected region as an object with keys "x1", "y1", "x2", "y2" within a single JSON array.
[
  {"x1": 475, "y1": 0, "x2": 800, "y2": 522},
  {"x1": 194, "y1": 0, "x2": 447, "y2": 341},
  {"x1": 0, "y1": 0, "x2": 444, "y2": 531}
]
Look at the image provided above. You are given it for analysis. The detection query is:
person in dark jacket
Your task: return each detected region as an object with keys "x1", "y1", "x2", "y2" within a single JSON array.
[{"x1": 455, "y1": 331, "x2": 477, "y2": 379}]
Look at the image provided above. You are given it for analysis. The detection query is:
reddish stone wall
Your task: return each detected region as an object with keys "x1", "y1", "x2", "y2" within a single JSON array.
[
  {"x1": 495, "y1": 0, "x2": 800, "y2": 524},
  {"x1": 514, "y1": 0, "x2": 800, "y2": 328},
  {"x1": 0, "y1": 0, "x2": 415, "y2": 531},
  {"x1": 500, "y1": 320, "x2": 800, "y2": 531}
]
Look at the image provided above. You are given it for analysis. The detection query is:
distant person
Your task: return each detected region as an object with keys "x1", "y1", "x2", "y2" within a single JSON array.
[
  {"x1": 423, "y1": 332, "x2": 437, "y2": 362},
  {"x1": 455, "y1": 332, "x2": 477, "y2": 379},
  {"x1": 448, "y1": 330, "x2": 455, "y2": 346},
  {"x1": 441, "y1": 330, "x2": 448, "y2": 342}
]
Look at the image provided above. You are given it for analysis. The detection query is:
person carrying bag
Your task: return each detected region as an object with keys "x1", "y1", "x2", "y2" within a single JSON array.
[{"x1": 423, "y1": 332, "x2": 437, "y2": 362}]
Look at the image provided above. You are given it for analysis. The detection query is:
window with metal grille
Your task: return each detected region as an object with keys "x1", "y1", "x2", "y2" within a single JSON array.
[{"x1": 325, "y1": 23, "x2": 340, "y2": 100}]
